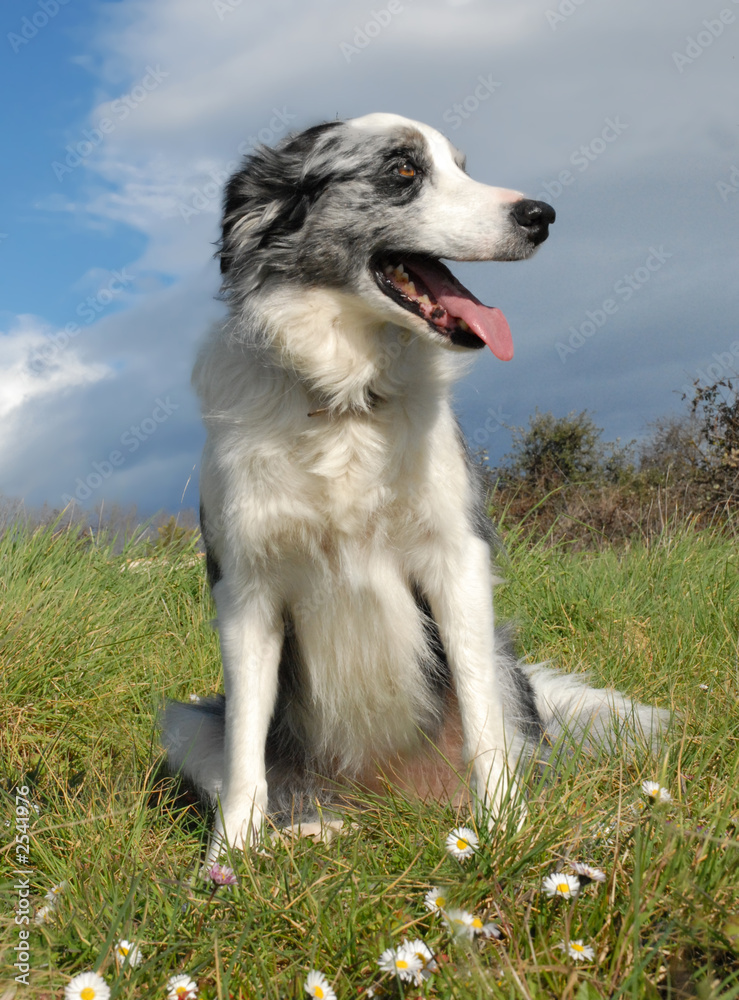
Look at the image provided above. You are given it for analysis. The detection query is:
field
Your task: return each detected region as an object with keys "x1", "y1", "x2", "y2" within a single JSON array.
[{"x1": 1, "y1": 518, "x2": 738, "y2": 998}]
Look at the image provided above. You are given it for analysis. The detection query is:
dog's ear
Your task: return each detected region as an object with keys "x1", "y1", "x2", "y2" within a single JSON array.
[{"x1": 219, "y1": 121, "x2": 343, "y2": 279}]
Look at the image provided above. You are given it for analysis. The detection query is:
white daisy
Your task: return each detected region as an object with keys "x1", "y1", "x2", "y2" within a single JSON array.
[
  {"x1": 571, "y1": 862, "x2": 606, "y2": 884},
  {"x1": 34, "y1": 904, "x2": 54, "y2": 924},
  {"x1": 167, "y1": 973, "x2": 199, "y2": 999},
  {"x1": 445, "y1": 825, "x2": 479, "y2": 860},
  {"x1": 642, "y1": 781, "x2": 671, "y2": 803},
  {"x1": 45, "y1": 880, "x2": 68, "y2": 905},
  {"x1": 542, "y1": 872, "x2": 580, "y2": 899},
  {"x1": 64, "y1": 971, "x2": 110, "y2": 1000},
  {"x1": 304, "y1": 969, "x2": 336, "y2": 1000},
  {"x1": 423, "y1": 886, "x2": 447, "y2": 912},
  {"x1": 114, "y1": 939, "x2": 143, "y2": 967},
  {"x1": 443, "y1": 907, "x2": 478, "y2": 939},
  {"x1": 557, "y1": 939, "x2": 595, "y2": 961},
  {"x1": 593, "y1": 820, "x2": 616, "y2": 845},
  {"x1": 377, "y1": 944, "x2": 423, "y2": 982},
  {"x1": 480, "y1": 921, "x2": 503, "y2": 939},
  {"x1": 406, "y1": 938, "x2": 439, "y2": 980}
]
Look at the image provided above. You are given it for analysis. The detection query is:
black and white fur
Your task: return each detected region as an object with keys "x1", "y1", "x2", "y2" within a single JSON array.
[{"x1": 163, "y1": 113, "x2": 668, "y2": 861}]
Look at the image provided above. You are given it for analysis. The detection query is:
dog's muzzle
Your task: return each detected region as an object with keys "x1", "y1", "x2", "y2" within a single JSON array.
[{"x1": 510, "y1": 199, "x2": 556, "y2": 246}]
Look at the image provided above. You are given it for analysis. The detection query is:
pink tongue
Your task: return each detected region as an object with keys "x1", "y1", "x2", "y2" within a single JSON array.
[{"x1": 407, "y1": 259, "x2": 514, "y2": 361}]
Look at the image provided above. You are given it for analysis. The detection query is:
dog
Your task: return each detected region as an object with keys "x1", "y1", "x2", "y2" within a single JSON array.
[{"x1": 163, "y1": 113, "x2": 668, "y2": 861}]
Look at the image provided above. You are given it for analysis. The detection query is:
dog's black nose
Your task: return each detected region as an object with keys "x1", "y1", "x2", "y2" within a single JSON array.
[{"x1": 511, "y1": 199, "x2": 556, "y2": 245}]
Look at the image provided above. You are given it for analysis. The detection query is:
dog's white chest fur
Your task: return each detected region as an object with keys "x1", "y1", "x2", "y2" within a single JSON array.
[
  {"x1": 300, "y1": 415, "x2": 395, "y2": 533},
  {"x1": 249, "y1": 408, "x2": 453, "y2": 770}
]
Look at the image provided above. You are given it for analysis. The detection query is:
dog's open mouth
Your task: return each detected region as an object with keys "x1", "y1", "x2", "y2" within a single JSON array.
[{"x1": 371, "y1": 254, "x2": 513, "y2": 360}]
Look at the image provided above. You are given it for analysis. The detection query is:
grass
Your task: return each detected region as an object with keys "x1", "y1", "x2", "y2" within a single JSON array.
[{"x1": 1, "y1": 517, "x2": 738, "y2": 999}]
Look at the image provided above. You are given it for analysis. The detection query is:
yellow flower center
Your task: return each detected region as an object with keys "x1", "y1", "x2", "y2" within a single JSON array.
[
  {"x1": 572, "y1": 943, "x2": 584, "y2": 952},
  {"x1": 397, "y1": 959, "x2": 408, "y2": 969},
  {"x1": 314, "y1": 988, "x2": 324, "y2": 999},
  {"x1": 176, "y1": 990, "x2": 188, "y2": 998},
  {"x1": 120, "y1": 946, "x2": 129, "y2": 955},
  {"x1": 80, "y1": 990, "x2": 95, "y2": 1000},
  {"x1": 435, "y1": 895, "x2": 446, "y2": 907},
  {"x1": 557, "y1": 883, "x2": 570, "y2": 893},
  {"x1": 471, "y1": 917, "x2": 483, "y2": 929},
  {"x1": 456, "y1": 838, "x2": 468, "y2": 851}
]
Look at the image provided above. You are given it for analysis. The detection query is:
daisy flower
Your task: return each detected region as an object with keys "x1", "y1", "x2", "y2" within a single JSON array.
[
  {"x1": 167, "y1": 973, "x2": 199, "y2": 999},
  {"x1": 423, "y1": 886, "x2": 447, "y2": 912},
  {"x1": 207, "y1": 863, "x2": 238, "y2": 887},
  {"x1": 443, "y1": 907, "x2": 483, "y2": 939},
  {"x1": 557, "y1": 939, "x2": 595, "y2": 961},
  {"x1": 480, "y1": 922, "x2": 503, "y2": 939},
  {"x1": 45, "y1": 880, "x2": 68, "y2": 905},
  {"x1": 114, "y1": 939, "x2": 143, "y2": 967},
  {"x1": 304, "y1": 969, "x2": 336, "y2": 1000},
  {"x1": 377, "y1": 944, "x2": 423, "y2": 982},
  {"x1": 642, "y1": 781, "x2": 671, "y2": 803},
  {"x1": 445, "y1": 825, "x2": 478, "y2": 860},
  {"x1": 570, "y1": 862, "x2": 606, "y2": 885},
  {"x1": 34, "y1": 903, "x2": 54, "y2": 925},
  {"x1": 592, "y1": 820, "x2": 616, "y2": 845},
  {"x1": 542, "y1": 872, "x2": 580, "y2": 899},
  {"x1": 64, "y1": 971, "x2": 110, "y2": 1000},
  {"x1": 406, "y1": 938, "x2": 439, "y2": 980}
]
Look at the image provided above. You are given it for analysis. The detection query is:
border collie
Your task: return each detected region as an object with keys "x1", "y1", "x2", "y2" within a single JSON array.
[{"x1": 163, "y1": 113, "x2": 668, "y2": 861}]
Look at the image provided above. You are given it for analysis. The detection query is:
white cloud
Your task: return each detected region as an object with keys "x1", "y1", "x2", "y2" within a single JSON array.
[{"x1": 0, "y1": 317, "x2": 111, "y2": 423}]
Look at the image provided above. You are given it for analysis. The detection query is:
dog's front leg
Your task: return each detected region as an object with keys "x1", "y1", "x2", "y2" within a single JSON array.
[
  {"x1": 423, "y1": 534, "x2": 522, "y2": 826},
  {"x1": 206, "y1": 577, "x2": 283, "y2": 863}
]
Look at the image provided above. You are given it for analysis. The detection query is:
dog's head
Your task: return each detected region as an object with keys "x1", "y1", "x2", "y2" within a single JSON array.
[{"x1": 219, "y1": 113, "x2": 554, "y2": 360}]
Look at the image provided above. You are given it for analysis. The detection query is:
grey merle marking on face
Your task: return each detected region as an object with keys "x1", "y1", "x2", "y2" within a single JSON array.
[{"x1": 220, "y1": 124, "x2": 431, "y2": 286}]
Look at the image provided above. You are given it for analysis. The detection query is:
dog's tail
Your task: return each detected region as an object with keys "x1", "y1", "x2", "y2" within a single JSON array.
[
  {"x1": 518, "y1": 661, "x2": 671, "y2": 756},
  {"x1": 161, "y1": 697, "x2": 225, "y2": 801}
]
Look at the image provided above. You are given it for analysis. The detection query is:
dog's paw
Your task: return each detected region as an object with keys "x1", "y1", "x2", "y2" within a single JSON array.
[
  {"x1": 270, "y1": 818, "x2": 356, "y2": 845},
  {"x1": 473, "y1": 757, "x2": 527, "y2": 832},
  {"x1": 205, "y1": 801, "x2": 267, "y2": 864}
]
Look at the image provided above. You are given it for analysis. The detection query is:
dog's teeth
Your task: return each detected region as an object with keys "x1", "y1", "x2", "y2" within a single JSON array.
[
  {"x1": 406, "y1": 282, "x2": 416, "y2": 295},
  {"x1": 384, "y1": 264, "x2": 394, "y2": 276},
  {"x1": 457, "y1": 319, "x2": 470, "y2": 331},
  {"x1": 418, "y1": 294, "x2": 431, "y2": 305}
]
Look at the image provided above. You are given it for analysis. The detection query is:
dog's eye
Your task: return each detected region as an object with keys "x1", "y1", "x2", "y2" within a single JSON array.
[{"x1": 397, "y1": 161, "x2": 417, "y2": 179}]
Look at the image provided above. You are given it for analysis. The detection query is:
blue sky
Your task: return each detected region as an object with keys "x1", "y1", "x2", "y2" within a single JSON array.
[{"x1": 1, "y1": 0, "x2": 738, "y2": 516}]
